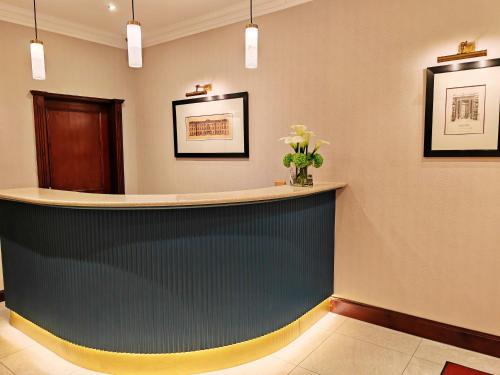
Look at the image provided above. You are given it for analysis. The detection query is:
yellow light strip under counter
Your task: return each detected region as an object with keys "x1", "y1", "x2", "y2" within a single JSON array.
[{"x1": 10, "y1": 298, "x2": 330, "y2": 375}]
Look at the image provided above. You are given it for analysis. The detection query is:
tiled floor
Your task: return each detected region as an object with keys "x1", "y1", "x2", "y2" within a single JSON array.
[{"x1": 0, "y1": 302, "x2": 498, "y2": 375}]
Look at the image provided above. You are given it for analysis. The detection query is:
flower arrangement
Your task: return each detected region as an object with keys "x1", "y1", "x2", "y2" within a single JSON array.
[{"x1": 279, "y1": 125, "x2": 329, "y2": 186}]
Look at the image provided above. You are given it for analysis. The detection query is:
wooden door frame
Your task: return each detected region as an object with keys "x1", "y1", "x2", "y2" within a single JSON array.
[{"x1": 31, "y1": 91, "x2": 126, "y2": 194}]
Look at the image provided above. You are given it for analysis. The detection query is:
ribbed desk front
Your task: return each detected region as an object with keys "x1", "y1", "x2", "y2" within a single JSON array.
[{"x1": 0, "y1": 182, "x2": 345, "y2": 374}]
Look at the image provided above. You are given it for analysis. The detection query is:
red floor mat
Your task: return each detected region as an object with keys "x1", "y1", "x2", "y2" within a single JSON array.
[{"x1": 441, "y1": 362, "x2": 492, "y2": 375}]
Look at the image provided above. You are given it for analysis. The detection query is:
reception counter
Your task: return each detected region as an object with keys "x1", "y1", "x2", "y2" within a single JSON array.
[{"x1": 0, "y1": 182, "x2": 345, "y2": 374}]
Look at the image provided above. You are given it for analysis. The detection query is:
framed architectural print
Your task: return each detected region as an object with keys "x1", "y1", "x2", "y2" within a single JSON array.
[
  {"x1": 424, "y1": 58, "x2": 500, "y2": 157},
  {"x1": 172, "y1": 92, "x2": 249, "y2": 158}
]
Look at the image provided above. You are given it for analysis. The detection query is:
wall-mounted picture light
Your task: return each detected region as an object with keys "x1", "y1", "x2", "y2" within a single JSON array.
[
  {"x1": 186, "y1": 84, "x2": 213, "y2": 97},
  {"x1": 437, "y1": 41, "x2": 487, "y2": 63}
]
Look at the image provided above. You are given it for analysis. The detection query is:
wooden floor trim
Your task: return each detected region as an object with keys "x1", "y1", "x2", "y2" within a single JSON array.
[{"x1": 330, "y1": 297, "x2": 500, "y2": 358}]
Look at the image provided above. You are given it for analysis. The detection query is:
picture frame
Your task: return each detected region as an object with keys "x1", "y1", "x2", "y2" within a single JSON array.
[
  {"x1": 424, "y1": 58, "x2": 500, "y2": 157},
  {"x1": 172, "y1": 92, "x2": 249, "y2": 158}
]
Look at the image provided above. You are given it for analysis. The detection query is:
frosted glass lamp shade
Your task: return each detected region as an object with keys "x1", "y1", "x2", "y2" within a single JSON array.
[
  {"x1": 127, "y1": 21, "x2": 142, "y2": 68},
  {"x1": 245, "y1": 24, "x2": 258, "y2": 69},
  {"x1": 30, "y1": 40, "x2": 46, "y2": 80}
]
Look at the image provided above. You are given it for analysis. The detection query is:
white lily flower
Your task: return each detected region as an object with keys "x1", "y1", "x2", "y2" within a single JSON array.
[
  {"x1": 314, "y1": 139, "x2": 330, "y2": 151},
  {"x1": 288, "y1": 135, "x2": 304, "y2": 144},
  {"x1": 279, "y1": 135, "x2": 305, "y2": 145},
  {"x1": 291, "y1": 125, "x2": 307, "y2": 136},
  {"x1": 301, "y1": 131, "x2": 315, "y2": 146}
]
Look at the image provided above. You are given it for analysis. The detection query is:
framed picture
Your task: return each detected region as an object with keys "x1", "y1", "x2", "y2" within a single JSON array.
[
  {"x1": 424, "y1": 58, "x2": 500, "y2": 157},
  {"x1": 172, "y1": 92, "x2": 249, "y2": 158}
]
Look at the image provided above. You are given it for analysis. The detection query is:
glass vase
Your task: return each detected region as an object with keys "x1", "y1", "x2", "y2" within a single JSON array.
[{"x1": 291, "y1": 166, "x2": 313, "y2": 187}]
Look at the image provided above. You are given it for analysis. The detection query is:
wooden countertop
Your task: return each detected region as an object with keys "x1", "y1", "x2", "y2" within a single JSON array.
[{"x1": 0, "y1": 182, "x2": 346, "y2": 208}]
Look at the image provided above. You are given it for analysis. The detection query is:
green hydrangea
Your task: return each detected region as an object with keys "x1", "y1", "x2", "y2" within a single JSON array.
[
  {"x1": 313, "y1": 153, "x2": 324, "y2": 168},
  {"x1": 292, "y1": 153, "x2": 309, "y2": 168},
  {"x1": 306, "y1": 153, "x2": 314, "y2": 166},
  {"x1": 283, "y1": 153, "x2": 293, "y2": 168}
]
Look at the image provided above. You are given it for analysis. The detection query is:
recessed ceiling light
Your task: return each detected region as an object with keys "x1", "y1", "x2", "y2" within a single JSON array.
[{"x1": 107, "y1": 3, "x2": 117, "y2": 11}]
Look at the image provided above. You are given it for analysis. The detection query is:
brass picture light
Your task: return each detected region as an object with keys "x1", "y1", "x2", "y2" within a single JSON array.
[
  {"x1": 186, "y1": 84, "x2": 212, "y2": 97},
  {"x1": 437, "y1": 41, "x2": 487, "y2": 63}
]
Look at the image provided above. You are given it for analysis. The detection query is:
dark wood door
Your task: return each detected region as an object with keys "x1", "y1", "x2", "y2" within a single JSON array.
[
  {"x1": 31, "y1": 91, "x2": 125, "y2": 194},
  {"x1": 46, "y1": 101, "x2": 112, "y2": 193}
]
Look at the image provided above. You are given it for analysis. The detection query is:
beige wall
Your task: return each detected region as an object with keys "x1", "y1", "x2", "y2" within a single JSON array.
[
  {"x1": 0, "y1": 21, "x2": 140, "y2": 289},
  {"x1": 135, "y1": 0, "x2": 500, "y2": 335},
  {"x1": 0, "y1": 21, "x2": 139, "y2": 192}
]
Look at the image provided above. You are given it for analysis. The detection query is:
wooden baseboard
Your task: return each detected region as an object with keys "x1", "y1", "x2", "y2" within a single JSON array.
[
  {"x1": 330, "y1": 297, "x2": 500, "y2": 358},
  {"x1": 0, "y1": 290, "x2": 4, "y2": 303}
]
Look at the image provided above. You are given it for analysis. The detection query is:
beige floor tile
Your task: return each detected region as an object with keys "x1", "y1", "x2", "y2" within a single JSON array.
[
  {"x1": 311, "y1": 313, "x2": 346, "y2": 334},
  {"x1": 1, "y1": 345, "x2": 87, "y2": 375},
  {"x1": 0, "y1": 304, "x2": 36, "y2": 360},
  {"x1": 402, "y1": 357, "x2": 443, "y2": 375},
  {"x1": 300, "y1": 333, "x2": 411, "y2": 375},
  {"x1": 0, "y1": 304, "x2": 9, "y2": 325},
  {"x1": 414, "y1": 339, "x2": 500, "y2": 374},
  {"x1": 0, "y1": 320, "x2": 36, "y2": 359},
  {"x1": 336, "y1": 318, "x2": 421, "y2": 355},
  {"x1": 288, "y1": 367, "x2": 318, "y2": 375},
  {"x1": 199, "y1": 355, "x2": 295, "y2": 375},
  {"x1": 0, "y1": 364, "x2": 14, "y2": 375},
  {"x1": 273, "y1": 326, "x2": 330, "y2": 365}
]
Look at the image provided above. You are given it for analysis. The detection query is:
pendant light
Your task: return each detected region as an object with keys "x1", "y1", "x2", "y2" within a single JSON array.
[
  {"x1": 127, "y1": 0, "x2": 142, "y2": 68},
  {"x1": 245, "y1": 0, "x2": 258, "y2": 69},
  {"x1": 30, "y1": 0, "x2": 46, "y2": 80}
]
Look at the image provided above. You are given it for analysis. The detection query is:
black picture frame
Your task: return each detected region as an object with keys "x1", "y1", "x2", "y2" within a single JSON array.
[
  {"x1": 424, "y1": 58, "x2": 500, "y2": 157},
  {"x1": 172, "y1": 92, "x2": 249, "y2": 158}
]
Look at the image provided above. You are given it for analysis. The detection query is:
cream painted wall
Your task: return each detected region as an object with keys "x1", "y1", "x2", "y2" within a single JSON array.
[
  {"x1": 0, "y1": 21, "x2": 139, "y2": 192},
  {"x1": 135, "y1": 0, "x2": 500, "y2": 335},
  {"x1": 0, "y1": 21, "x2": 140, "y2": 289}
]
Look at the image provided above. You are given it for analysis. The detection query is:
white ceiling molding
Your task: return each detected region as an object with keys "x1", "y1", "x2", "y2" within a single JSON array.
[
  {"x1": 0, "y1": 0, "x2": 311, "y2": 49},
  {"x1": 143, "y1": 0, "x2": 313, "y2": 48},
  {"x1": 0, "y1": 2, "x2": 125, "y2": 48}
]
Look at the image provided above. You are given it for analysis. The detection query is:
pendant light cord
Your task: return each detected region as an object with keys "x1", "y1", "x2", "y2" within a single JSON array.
[
  {"x1": 33, "y1": 0, "x2": 38, "y2": 39},
  {"x1": 250, "y1": 0, "x2": 253, "y2": 23},
  {"x1": 132, "y1": 0, "x2": 135, "y2": 20}
]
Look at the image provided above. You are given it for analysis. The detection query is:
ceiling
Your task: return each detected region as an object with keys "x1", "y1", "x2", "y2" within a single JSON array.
[{"x1": 0, "y1": 0, "x2": 311, "y2": 48}]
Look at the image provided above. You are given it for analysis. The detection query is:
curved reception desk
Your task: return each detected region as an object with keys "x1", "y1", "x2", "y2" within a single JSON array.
[{"x1": 0, "y1": 182, "x2": 345, "y2": 374}]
